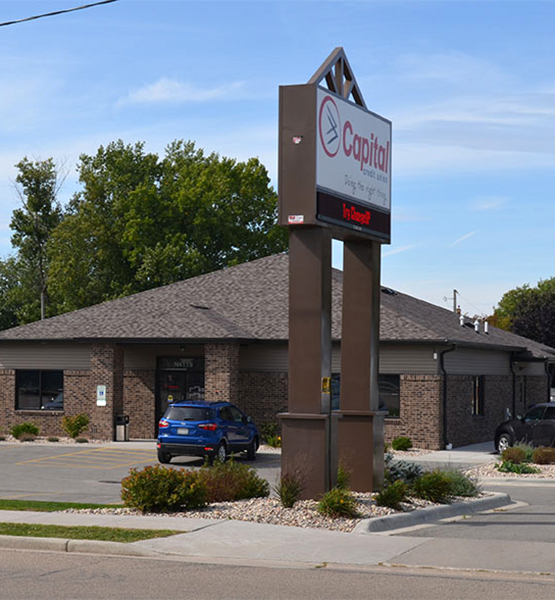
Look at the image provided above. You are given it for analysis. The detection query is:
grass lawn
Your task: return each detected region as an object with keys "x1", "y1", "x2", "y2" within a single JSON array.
[
  {"x1": 0, "y1": 522, "x2": 179, "y2": 543},
  {"x1": 0, "y1": 499, "x2": 121, "y2": 512}
]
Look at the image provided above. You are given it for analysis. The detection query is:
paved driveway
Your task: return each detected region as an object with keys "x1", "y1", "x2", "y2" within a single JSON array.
[{"x1": 0, "y1": 441, "x2": 281, "y2": 504}]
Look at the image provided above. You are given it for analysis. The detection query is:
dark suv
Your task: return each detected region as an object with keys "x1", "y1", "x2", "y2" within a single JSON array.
[
  {"x1": 495, "y1": 403, "x2": 555, "y2": 453},
  {"x1": 157, "y1": 401, "x2": 259, "y2": 464}
]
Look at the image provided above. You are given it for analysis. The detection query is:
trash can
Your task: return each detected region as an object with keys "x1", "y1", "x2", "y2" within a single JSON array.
[{"x1": 115, "y1": 415, "x2": 130, "y2": 442}]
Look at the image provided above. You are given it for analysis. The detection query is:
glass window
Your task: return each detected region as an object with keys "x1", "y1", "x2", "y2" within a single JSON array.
[
  {"x1": 471, "y1": 376, "x2": 485, "y2": 416},
  {"x1": 16, "y1": 370, "x2": 63, "y2": 411},
  {"x1": 544, "y1": 406, "x2": 555, "y2": 420},
  {"x1": 379, "y1": 375, "x2": 400, "y2": 418},
  {"x1": 524, "y1": 405, "x2": 545, "y2": 423},
  {"x1": 164, "y1": 406, "x2": 213, "y2": 421}
]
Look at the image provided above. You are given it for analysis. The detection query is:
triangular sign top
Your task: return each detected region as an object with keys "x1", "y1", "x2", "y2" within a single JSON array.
[{"x1": 308, "y1": 47, "x2": 366, "y2": 110}]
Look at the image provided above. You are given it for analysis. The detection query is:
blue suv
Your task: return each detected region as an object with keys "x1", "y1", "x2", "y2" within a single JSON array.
[{"x1": 157, "y1": 401, "x2": 260, "y2": 464}]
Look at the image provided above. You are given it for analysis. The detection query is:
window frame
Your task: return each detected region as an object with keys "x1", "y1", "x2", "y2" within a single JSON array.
[
  {"x1": 471, "y1": 375, "x2": 485, "y2": 417},
  {"x1": 15, "y1": 369, "x2": 64, "y2": 411}
]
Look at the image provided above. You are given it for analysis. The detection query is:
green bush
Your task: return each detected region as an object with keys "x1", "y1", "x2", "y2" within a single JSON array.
[
  {"x1": 274, "y1": 472, "x2": 303, "y2": 508},
  {"x1": 501, "y1": 447, "x2": 526, "y2": 464},
  {"x1": 375, "y1": 480, "x2": 408, "y2": 510},
  {"x1": 47, "y1": 436, "x2": 59, "y2": 443},
  {"x1": 391, "y1": 436, "x2": 413, "y2": 452},
  {"x1": 336, "y1": 465, "x2": 351, "y2": 490},
  {"x1": 19, "y1": 433, "x2": 36, "y2": 442},
  {"x1": 75, "y1": 437, "x2": 88, "y2": 443},
  {"x1": 265, "y1": 435, "x2": 281, "y2": 448},
  {"x1": 412, "y1": 470, "x2": 453, "y2": 504},
  {"x1": 513, "y1": 443, "x2": 535, "y2": 463},
  {"x1": 121, "y1": 465, "x2": 207, "y2": 513},
  {"x1": 199, "y1": 459, "x2": 270, "y2": 502},
  {"x1": 497, "y1": 460, "x2": 541, "y2": 474},
  {"x1": 317, "y1": 487, "x2": 359, "y2": 518},
  {"x1": 532, "y1": 447, "x2": 555, "y2": 465},
  {"x1": 61, "y1": 414, "x2": 90, "y2": 439},
  {"x1": 0, "y1": 435, "x2": 5, "y2": 441},
  {"x1": 385, "y1": 455, "x2": 423, "y2": 485},
  {"x1": 10, "y1": 422, "x2": 39, "y2": 440},
  {"x1": 444, "y1": 470, "x2": 481, "y2": 497}
]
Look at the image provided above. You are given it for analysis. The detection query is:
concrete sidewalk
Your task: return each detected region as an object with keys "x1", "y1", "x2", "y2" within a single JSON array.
[{"x1": 396, "y1": 441, "x2": 498, "y2": 470}]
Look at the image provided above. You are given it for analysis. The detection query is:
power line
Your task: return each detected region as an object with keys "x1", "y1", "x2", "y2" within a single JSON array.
[{"x1": 0, "y1": 0, "x2": 119, "y2": 28}]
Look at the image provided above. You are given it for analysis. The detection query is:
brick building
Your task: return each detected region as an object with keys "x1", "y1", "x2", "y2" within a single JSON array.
[{"x1": 0, "y1": 253, "x2": 553, "y2": 449}]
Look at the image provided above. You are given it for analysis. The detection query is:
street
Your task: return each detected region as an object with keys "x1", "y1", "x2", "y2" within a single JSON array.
[{"x1": 1, "y1": 548, "x2": 555, "y2": 600}]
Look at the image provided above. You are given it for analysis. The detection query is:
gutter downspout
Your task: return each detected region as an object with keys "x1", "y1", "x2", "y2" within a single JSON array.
[
  {"x1": 439, "y1": 342, "x2": 457, "y2": 449},
  {"x1": 510, "y1": 352, "x2": 518, "y2": 417},
  {"x1": 545, "y1": 359, "x2": 552, "y2": 402}
]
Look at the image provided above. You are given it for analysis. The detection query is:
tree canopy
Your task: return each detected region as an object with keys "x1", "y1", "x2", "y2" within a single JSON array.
[
  {"x1": 1, "y1": 140, "x2": 287, "y2": 325},
  {"x1": 491, "y1": 278, "x2": 555, "y2": 348}
]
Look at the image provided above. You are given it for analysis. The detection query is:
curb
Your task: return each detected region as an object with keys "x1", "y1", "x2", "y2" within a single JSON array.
[
  {"x1": 0, "y1": 535, "x2": 158, "y2": 557},
  {"x1": 352, "y1": 492, "x2": 512, "y2": 534}
]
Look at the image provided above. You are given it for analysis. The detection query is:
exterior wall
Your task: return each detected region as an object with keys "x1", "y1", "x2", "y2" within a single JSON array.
[
  {"x1": 526, "y1": 375, "x2": 549, "y2": 408},
  {"x1": 0, "y1": 343, "x2": 91, "y2": 370},
  {"x1": 205, "y1": 343, "x2": 239, "y2": 404},
  {"x1": 445, "y1": 375, "x2": 512, "y2": 447},
  {"x1": 238, "y1": 371, "x2": 288, "y2": 429},
  {"x1": 123, "y1": 370, "x2": 156, "y2": 439},
  {"x1": 384, "y1": 375, "x2": 443, "y2": 450},
  {"x1": 444, "y1": 348, "x2": 510, "y2": 376}
]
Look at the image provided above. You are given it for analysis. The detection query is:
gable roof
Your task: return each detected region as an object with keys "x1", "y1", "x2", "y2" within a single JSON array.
[{"x1": 0, "y1": 253, "x2": 553, "y2": 359}]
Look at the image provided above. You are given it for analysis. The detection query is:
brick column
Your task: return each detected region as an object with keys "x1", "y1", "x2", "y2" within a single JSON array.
[
  {"x1": 205, "y1": 343, "x2": 239, "y2": 404},
  {"x1": 89, "y1": 344, "x2": 124, "y2": 440}
]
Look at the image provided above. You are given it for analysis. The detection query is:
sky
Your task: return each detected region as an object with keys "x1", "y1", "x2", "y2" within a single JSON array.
[{"x1": 0, "y1": 0, "x2": 554, "y2": 316}]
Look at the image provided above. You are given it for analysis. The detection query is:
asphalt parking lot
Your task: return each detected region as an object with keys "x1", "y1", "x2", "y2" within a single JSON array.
[{"x1": 0, "y1": 441, "x2": 281, "y2": 504}]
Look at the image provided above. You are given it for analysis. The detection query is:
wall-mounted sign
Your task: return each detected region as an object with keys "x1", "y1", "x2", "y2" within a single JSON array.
[
  {"x1": 279, "y1": 81, "x2": 391, "y2": 243},
  {"x1": 96, "y1": 385, "x2": 107, "y2": 407}
]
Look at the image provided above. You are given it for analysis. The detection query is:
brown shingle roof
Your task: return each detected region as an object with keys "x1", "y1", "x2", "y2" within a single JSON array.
[{"x1": 0, "y1": 253, "x2": 553, "y2": 359}]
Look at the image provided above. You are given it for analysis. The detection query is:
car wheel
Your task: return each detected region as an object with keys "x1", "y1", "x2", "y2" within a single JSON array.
[
  {"x1": 497, "y1": 433, "x2": 512, "y2": 454},
  {"x1": 246, "y1": 437, "x2": 258, "y2": 461},
  {"x1": 157, "y1": 450, "x2": 172, "y2": 464},
  {"x1": 214, "y1": 442, "x2": 227, "y2": 463}
]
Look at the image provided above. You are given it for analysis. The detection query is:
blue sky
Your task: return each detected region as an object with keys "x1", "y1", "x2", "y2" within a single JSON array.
[{"x1": 1, "y1": 0, "x2": 554, "y2": 316}]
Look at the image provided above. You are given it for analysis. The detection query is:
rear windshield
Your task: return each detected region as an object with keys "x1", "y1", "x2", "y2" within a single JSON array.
[{"x1": 164, "y1": 407, "x2": 213, "y2": 422}]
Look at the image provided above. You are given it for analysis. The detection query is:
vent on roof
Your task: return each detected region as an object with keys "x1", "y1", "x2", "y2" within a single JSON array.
[
  {"x1": 190, "y1": 304, "x2": 210, "y2": 310},
  {"x1": 381, "y1": 287, "x2": 397, "y2": 296}
]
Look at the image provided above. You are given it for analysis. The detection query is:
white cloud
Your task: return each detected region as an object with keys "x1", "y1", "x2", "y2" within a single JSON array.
[
  {"x1": 449, "y1": 231, "x2": 477, "y2": 247},
  {"x1": 383, "y1": 244, "x2": 418, "y2": 257},
  {"x1": 119, "y1": 78, "x2": 247, "y2": 106},
  {"x1": 470, "y1": 196, "x2": 508, "y2": 211}
]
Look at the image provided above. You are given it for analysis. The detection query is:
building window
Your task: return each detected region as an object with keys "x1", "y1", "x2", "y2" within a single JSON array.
[
  {"x1": 16, "y1": 370, "x2": 63, "y2": 411},
  {"x1": 471, "y1": 376, "x2": 485, "y2": 416},
  {"x1": 329, "y1": 373, "x2": 400, "y2": 417}
]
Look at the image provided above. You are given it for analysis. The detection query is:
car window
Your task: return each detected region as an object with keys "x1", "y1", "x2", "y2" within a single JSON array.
[
  {"x1": 524, "y1": 406, "x2": 546, "y2": 423},
  {"x1": 219, "y1": 407, "x2": 233, "y2": 421},
  {"x1": 544, "y1": 406, "x2": 555, "y2": 420},
  {"x1": 229, "y1": 406, "x2": 245, "y2": 423},
  {"x1": 164, "y1": 407, "x2": 213, "y2": 421}
]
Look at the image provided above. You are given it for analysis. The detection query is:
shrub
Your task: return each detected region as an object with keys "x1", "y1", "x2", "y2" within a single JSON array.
[
  {"x1": 375, "y1": 480, "x2": 408, "y2": 510},
  {"x1": 513, "y1": 443, "x2": 535, "y2": 463},
  {"x1": 317, "y1": 487, "x2": 359, "y2": 518},
  {"x1": 10, "y1": 422, "x2": 39, "y2": 440},
  {"x1": 266, "y1": 435, "x2": 282, "y2": 448},
  {"x1": 47, "y1": 436, "x2": 59, "y2": 443},
  {"x1": 501, "y1": 447, "x2": 526, "y2": 464},
  {"x1": 497, "y1": 460, "x2": 541, "y2": 474},
  {"x1": 532, "y1": 447, "x2": 555, "y2": 465},
  {"x1": 391, "y1": 436, "x2": 413, "y2": 452},
  {"x1": 0, "y1": 435, "x2": 5, "y2": 441},
  {"x1": 444, "y1": 470, "x2": 481, "y2": 498},
  {"x1": 385, "y1": 457, "x2": 423, "y2": 485},
  {"x1": 199, "y1": 459, "x2": 270, "y2": 502},
  {"x1": 19, "y1": 433, "x2": 36, "y2": 442},
  {"x1": 336, "y1": 465, "x2": 351, "y2": 490},
  {"x1": 61, "y1": 414, "x2": 89, "y2": 439},
  {"x1": 412, "y1": 470, "x2": 453, "y2": 504},
  {"x1": 121, "y1": 465, "x2": 207, "y2": 513},
  {"x1": 75, "y1": 437, "x2": 88, "y2": 443},
  {"x1": 274, "y1": 472, "x2": 303, "y2": 508}
]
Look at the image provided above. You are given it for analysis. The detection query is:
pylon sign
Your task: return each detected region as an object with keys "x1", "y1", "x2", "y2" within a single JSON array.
[{"x1": 279, "y1": 48, "x2": 391, "y2": 243}]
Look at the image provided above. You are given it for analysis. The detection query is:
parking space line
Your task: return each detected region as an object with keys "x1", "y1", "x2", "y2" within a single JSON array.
[{"x1": 15, "y1": 447, "x2": 157, "y2": 469}]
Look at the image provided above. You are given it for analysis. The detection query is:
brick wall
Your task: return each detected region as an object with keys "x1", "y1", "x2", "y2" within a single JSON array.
[
  {"x1": 205, "y1": 343, "x2": 239, "y2": 404},
  {"x1": 123, "y1": 370, "x2": 156, "y2": 439},
  {"x1": 445, "y1": 375, "x2": 512, "y2": 447},
  {"x1": 238, "y1": 371, "x2": 288, "y2": 429},
  {"x1": 384, "y1": 375, "x2": 443, "y2": 450},
  {"x1": 526, "y1": 375, "x2": 549, "y2": 408}
]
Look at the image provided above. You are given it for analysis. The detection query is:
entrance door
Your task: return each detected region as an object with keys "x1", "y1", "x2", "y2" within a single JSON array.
[{"x1": 156, "y1": 357, "x2": 205, "y2": 424}]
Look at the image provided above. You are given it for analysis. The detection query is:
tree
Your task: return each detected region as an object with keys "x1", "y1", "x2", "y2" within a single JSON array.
[
  {"x1": 492, "y1": 278, "x2": 555, "y2": 348},
  {"x1": 11, "y1": 157, "x2": 64, "y2": 320},
  {"x1": 47, "y1": 140, "x2": 287, "y2": 312}
]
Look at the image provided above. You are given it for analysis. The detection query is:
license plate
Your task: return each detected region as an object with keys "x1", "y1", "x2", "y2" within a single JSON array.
[{"x1": 177, "y1": 428, "x2": 189, "y2": 435}]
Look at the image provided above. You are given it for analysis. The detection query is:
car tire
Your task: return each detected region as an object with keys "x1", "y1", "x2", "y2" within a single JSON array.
[
  {"x1": 246, "y1": 437, "x2": 258, "y2": 461},
  {"x1": 497, "y1": 433, "x2": 512, "y2": 454},
  {"x1": 157, "y1": 450, "x2": 172, "y2": 464},
  {"x1": 213, "y1": 442, "x2": 227, "y2": 464}
]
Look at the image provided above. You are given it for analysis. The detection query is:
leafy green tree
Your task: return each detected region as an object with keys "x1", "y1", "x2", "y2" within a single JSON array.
[
  {"x1": 492, "y1": 278, "x2": 555, "y2": 348},
  {"x1": 48, "y1": 140, "x2": 286, "y2": 312},
  {"x1": 11, "y1": 157, "x2": 64, "y2": 320}
]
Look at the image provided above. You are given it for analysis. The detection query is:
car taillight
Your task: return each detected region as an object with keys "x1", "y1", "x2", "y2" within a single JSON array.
[
  {"x1": 198, "y1": 423, "x2": 218, "y2": 431},
  {"x1": 158, "y1": 420, "x2": 169, "y2": 429}
]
